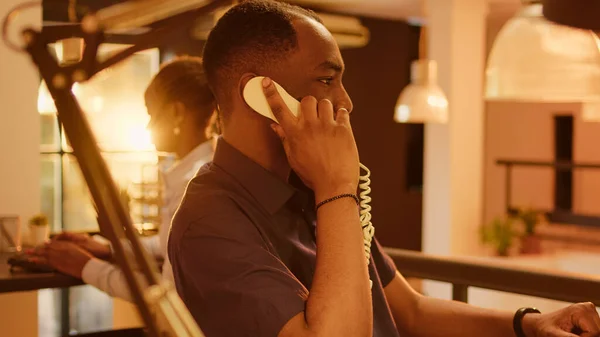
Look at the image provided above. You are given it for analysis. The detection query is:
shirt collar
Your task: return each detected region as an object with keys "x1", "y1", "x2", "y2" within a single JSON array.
[
  {"x1": 212, "y1": 137, "x2": 300, "y2": 214},
  {"x1": 165, "y1": 140, "x2": 214, "y2": 186}
]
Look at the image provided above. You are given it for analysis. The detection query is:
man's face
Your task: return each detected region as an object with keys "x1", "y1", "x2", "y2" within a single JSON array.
[{"x1": 269, "y1": 17, "x2": 353, "y2": 114}]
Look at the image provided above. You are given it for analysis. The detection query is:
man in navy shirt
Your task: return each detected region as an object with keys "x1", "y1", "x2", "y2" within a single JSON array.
[{"x1": 169, "y1": 1, "x2": 600, "y2": 336}]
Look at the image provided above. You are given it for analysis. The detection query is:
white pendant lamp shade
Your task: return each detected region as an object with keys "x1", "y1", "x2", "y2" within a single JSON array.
[
  {"x1": 485, "y1": 2, "x2": 600, "y2": 102},
  {"x1": 394, "y1": 59, "x2": 448, "y2": 123}
]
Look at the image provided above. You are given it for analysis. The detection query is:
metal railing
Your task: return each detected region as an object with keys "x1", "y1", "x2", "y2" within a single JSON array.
[
  {"x1": 496, "y1": 159, "x2": 600, "y2": 227},
  {"x1": 384, "y1": 248, "x2": 600, "y2": 305}
]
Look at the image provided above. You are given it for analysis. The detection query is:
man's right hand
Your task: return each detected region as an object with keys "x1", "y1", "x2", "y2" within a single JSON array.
[
  {"x1": 52, "y1": 232, "x2": 112, "y2": 260},
  {"x1": 262, "y1": 77, "x2": 359, "y2": 203},
  {"x1": 263, "y1": 77, "x2": 372, "y2": 337}
]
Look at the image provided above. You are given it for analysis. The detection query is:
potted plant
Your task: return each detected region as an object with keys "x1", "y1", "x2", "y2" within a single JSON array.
[
  {"x1": 480, "y1": 216, "x2": 517, "y2": 257},
  {"x1": 28, "y1": 214, "x2": 50, "y2": 246},
  {"x1": 516, "y1": 207, "x2": 545, "y2": 255}
]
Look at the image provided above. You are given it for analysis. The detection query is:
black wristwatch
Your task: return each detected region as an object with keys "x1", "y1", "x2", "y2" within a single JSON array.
[{"x1": 513, "y1": 307, "x2": 541, "y2": 337}]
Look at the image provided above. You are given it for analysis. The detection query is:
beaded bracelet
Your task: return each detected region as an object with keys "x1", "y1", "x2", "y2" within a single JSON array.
[{"x1": 315, "y1": 193, "x2": 360, "y2": 212}]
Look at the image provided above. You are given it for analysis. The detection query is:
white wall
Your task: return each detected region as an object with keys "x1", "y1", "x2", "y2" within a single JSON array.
[
  {"x1": 0, "y1": 1, "x2": 41, "y2": 336},
  {"x1": 421, "y1": 0, "x2": 487, "y2": 300}
]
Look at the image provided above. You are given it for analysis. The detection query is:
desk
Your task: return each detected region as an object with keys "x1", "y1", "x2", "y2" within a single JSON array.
[{"x1": 0, "y1": 253, "x2": 83, "y2": 293}]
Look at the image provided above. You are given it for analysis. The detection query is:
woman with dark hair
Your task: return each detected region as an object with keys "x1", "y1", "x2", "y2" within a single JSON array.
[{"x1": 29, "y1": 56, "x2": 218, "y2": 302}]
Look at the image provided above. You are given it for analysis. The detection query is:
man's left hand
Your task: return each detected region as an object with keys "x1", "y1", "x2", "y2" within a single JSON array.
[{"x1": 522, "y1": 302, "x2": 600, "y2": 337}]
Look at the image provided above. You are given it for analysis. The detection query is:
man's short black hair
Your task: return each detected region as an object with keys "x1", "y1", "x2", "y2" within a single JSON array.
[{"x1": 202, "y1": 0, "x2": 322, "y2": 113}]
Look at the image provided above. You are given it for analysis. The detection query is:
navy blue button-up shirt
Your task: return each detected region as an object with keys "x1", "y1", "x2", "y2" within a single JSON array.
[{"x1": 169, "y1": 138, "x2": 400, "y2": 337}]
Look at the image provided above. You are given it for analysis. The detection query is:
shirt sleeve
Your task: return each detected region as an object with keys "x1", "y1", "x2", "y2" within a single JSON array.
[
  {"x1": 106, "y1": 235, "x2": 162, "y2": 265},
  {"x1": 370, "y1": 238, "x2": 397, "y2": 287},
  {"x1": 169, "y1": 196, "x2": 309, "y2": 337},
  {"x1": 81, "y1": 257, "x2": 149, "y2": 303},
  {"x1": 140, "y1": 235, "x2": 162, "y2": 259}
]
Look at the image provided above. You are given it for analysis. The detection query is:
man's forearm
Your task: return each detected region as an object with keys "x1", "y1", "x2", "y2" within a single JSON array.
[
  {"x1": 410, "y1": 296, "x2": 517, "y2": 337},
  {"x1": 305, "y1": 196, "x2": 372, "y2": 336}
]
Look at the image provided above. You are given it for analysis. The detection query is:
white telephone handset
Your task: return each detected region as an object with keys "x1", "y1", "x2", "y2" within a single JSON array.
[
  {"x1": 243, "y1": 76, "x2": 375, "y2": 276},
  {"x1": 243, "y1": 76, "x2": 301, "y2": 123}
]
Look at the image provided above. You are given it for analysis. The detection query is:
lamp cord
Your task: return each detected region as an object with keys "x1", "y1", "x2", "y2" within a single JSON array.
[{"x1": 418, "y1": 0, "x2": 428, "y2": 59}]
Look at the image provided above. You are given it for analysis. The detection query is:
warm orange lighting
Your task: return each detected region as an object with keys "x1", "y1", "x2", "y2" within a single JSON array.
[
  {"x1": 37, "y1": 81, "x2": 57, "y2": 114},
  {"x1": 37, "y1": 44, "x2": 159, "y2": 153},
  {"x1": 37, "y1": 82, "x2": 104, "y2": 115}
]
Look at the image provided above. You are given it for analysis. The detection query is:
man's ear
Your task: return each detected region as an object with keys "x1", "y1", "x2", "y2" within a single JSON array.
[{"x1": 237, "y1": 72, "x2": 257, "y2": 107}]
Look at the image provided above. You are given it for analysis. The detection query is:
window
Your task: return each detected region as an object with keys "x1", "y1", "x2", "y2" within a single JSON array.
[{"x1": 38, "y1": 43, "x2": 160, "y2": 336}]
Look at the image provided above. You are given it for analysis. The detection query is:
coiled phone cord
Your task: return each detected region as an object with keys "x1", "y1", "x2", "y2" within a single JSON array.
[{"x1": 359, "y1": 163, "x2": 375, "y2": 288}]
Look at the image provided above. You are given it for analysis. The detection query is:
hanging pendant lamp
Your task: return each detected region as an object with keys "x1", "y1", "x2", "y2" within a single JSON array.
[
  {"x1": 485, "y1": 0, "x2": 600, "y2": 102},
  {"x1": 394, "y1": 1, "x2": 448, "y2": 124}
]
